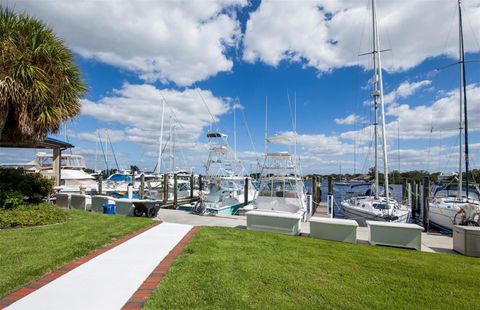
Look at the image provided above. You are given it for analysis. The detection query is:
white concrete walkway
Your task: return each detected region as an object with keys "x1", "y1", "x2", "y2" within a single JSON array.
[{"x1": 7, "y1": 222, "x2": 193, "y2": 310}]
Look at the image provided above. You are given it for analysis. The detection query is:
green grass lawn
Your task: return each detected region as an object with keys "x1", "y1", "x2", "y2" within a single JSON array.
[
  {"x1": 0, "y1": 210, "x2": 152, "y2": 297},
  {"x1": 145, "y1": 227, "x2": 480, "y2": 310}
]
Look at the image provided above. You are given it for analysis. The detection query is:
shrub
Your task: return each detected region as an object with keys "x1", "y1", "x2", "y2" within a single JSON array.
[
  {"x1": 2, "y1": 192, "x2": 25, "y2": 209},
  {"x1": 0, "y1": 168, "x2": 52, "y2": 207},
  {"x1": 0, "y1": 203, "x2": 68, "y2": 228}
]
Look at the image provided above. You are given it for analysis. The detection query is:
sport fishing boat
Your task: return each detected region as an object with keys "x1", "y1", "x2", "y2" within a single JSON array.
[
  {"x1": 253, "y1": 151, "x2": 308, "y2": 220},
  {"x1": 183, "y1": 132, "x2": 256, "y2": 215},
  {"x1": 340, "y1": 0, "x2": 410, "y2": 225},
  {"x1": 429, "y1": 0, "x2": 480, "y2": 230}
]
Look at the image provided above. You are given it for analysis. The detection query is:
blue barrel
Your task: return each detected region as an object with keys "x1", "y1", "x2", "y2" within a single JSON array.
[{"x1": 103, "y1": 203, "x2": 116, "y2": 215}]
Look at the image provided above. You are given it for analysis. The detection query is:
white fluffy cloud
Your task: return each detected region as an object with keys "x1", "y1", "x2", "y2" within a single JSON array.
[
  {"x1": 9, "y1": 0, "x2": 247, "y2": 85},
  {"x1": 334, "y1": 114, "x2": 364, "y2": 125},
  {"x1": 384, "y1": 80, "x2": 432, "y2": 104},
  {"x1": 341, "y1": 84, "x2": 480, "y2": 142},
  {"x1": 80, "y1": 83, "x2": 229, "y2": 151},
  {"x1": 244, "y1": 0, "x2": 480, "y2": 73},
  {"x1": 387, "y1": 84, "x2": 480, "y2": 140},
  {"x1": 268, "y1": 131, "x2": 355, "y2": 156}
]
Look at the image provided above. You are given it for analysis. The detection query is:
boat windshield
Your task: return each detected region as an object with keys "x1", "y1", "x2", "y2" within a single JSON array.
[
  {"x1": 348, "y1": 183, "x2": 391, "y2": 196},
  {"x1": 372, "y1": 203, "x2": 389, "y2": 210},
  {"x1": 433, "y1": 185, "x2": 480, "y2": 200},
  {"x1": 108, "y1": 174, "x2": 132, "y2": 183},
  {"x1": 36, "y1": 154, "x2": 86, "y2": 169},
  {"x1": 259, "y1": 179, "x2": 298, "y2": 198}
]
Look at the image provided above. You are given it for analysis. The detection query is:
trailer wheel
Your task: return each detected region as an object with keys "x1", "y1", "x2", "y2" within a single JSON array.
[
  {"x1": 147, "y1": 207, "x2": 158, "y2": 218},
  {"x1": 133, "y1": 207, "x2": 144, "y2": 217}
]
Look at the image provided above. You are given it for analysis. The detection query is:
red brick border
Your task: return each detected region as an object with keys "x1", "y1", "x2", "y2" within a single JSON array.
[
  {"x1": 0, "y1": 221, "x2": 162, "y2": 309},
  {"x1": 122, "y1": 226, "x2": 200, "y2": 310}
]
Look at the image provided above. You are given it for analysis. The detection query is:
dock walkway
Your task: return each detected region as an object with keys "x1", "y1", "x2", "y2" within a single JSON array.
[{"x1": 157, "y1": 209, "x2": 455, "y2": 254}]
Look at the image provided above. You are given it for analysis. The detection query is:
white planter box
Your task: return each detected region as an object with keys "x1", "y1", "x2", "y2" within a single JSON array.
[
  {"x1": 56, "y1": 193, "x2": 70, "y2": 209},
  {"x1": 91, "y1": 195, "x2": 116, "y2": 213},
  {"x1": 246, "y1": 210, "x2": 302, "y2": 235},
  {"x1": 70, "y1": 194, "x2": 91, "y2": 211},
  {"x1": 367, "y1": 221, "x2": 423, "y2": 251},
  {"x1": 114, "y1": 199, "x2": 135, "y2": 216},
  {"x1": 453, "y1": 225, "x2": 480, "y2": 257},
  {"x1": 309, "y1": 217, "x2": 358, "y2": 243}
]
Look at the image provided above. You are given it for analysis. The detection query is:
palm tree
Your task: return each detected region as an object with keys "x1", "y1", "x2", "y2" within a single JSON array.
[{"x1": 0, "y1": 7, "x2": 87, "y2": 142}]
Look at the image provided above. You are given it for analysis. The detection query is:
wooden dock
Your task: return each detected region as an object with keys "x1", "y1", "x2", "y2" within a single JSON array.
[
  {"x1": 160, "y1": 197, "x2": 199, "y2": 209},
  {"x1": 313, "y1": 202, "x2": 330, "y2": 218}
]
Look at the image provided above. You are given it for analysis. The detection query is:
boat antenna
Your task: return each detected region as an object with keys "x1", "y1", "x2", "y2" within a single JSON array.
[
  {"x1": 108, "y1": 133, "x2": 120, "y2": 171},
  {"x1": 458, "y1": 0, "x2": 470, "y2": 198},
  {"x1": 97, "y1": 131, "x2": 109, "y2": 176},
  {"x1": 94, "y1": 138, "x2": 98, "y2": 172},
  {"x1": 233, "y1": 101, "x2": 237, "y2": 172},
  {"x1": 264, "y1": 96, "x2": 268, "y2": 155},
  {"x1": 239, "y1": 100, "x2": 260, "y2": 170}
]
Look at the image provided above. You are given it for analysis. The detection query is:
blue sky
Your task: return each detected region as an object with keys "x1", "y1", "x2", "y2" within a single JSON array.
[{"x1": 1, "y1": 0, "x2": 480, "y2": 175}]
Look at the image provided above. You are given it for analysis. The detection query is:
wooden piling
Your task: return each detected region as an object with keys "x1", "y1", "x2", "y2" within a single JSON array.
[
  {"x1": 244, "y1": 177, "x2": 249, "y2": 206},
  {"x1": 312, "y1": 177, "x2": 317, "y2": 204},
  {"x1": 190, "y1": 173, "x2": 194, "y2": 198},
  {"x1": 328, "y1": 176, "x2": 333, "y2": 196},
  {"x1": 412, "y1": 181, "x2": 417, "y2": 219},
  {"x1": 140, "y1": 174, "x2": 145, "y2": 199},
  {"x1": 407, "y1": 182, "x2": 412, "y2": 209},
  {"x1": 423, "y1": 176, "x2": 430, "y2": 232},
  {"x1": 173, "y1": 173, "x2": 178, "y2": 208},
  {"x1": 402, "y1": 179, "x2": 408, "y2": 203},
  {"x1": 163, "y1": 173, "x2": 168, "y2": 203},
  {"x1": 317, "y1": 177, "x2": 322, "y2": 203},
  {"x1": 327, "y1": 176, "x2": 333, "y2": 216},
  {"x1": 98, "y1": 175, "x2": 103, "y2": 195}
]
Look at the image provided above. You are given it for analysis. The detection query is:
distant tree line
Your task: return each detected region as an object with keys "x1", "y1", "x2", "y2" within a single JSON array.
[{"x1": 305, "y1": 169, "x2": 480, "y2": 185}]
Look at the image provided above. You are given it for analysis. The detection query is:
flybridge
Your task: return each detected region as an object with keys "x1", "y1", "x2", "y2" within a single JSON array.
[{"x1": 205, "y1": 131, "x2": 245, "y2": 177}]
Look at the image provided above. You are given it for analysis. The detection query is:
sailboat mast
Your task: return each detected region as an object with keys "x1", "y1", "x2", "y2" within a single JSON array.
[
  {"x1": 371, "y1": 0, "x2": 379, "y2": 199},
  {"x1": 372, "y1": 0, "x2": 390, "y2": 203},
  {"x1": 158, "y1": 99, "x2": 165, "y2": 174},
  {"x1": 459, "y1": 0, "x2": 470, "y2": 198}
]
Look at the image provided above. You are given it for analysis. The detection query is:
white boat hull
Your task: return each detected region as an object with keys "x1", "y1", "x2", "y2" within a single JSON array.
[
  {"x1": 341, "y1": 196, "x2": 410, "y2": 226},
  {"x1": 342, "y1": 204, "x2": 409, "y2": 226},
  {"x1": 428, "y1": 204, "x2": 457, "y2": 231}
]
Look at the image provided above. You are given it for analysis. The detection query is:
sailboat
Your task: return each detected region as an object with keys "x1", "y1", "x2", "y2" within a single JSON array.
[
  {"x1": 341, "y1": 0, "x2": 410, "y2": 225},
  {"x1": 429, "y1": 0, "x2": 480, "y2": 231}
]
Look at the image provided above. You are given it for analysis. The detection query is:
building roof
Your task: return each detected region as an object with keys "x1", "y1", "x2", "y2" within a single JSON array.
[{"x1": 0, "y1": 136, "x2": 74, "y2": 150}]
